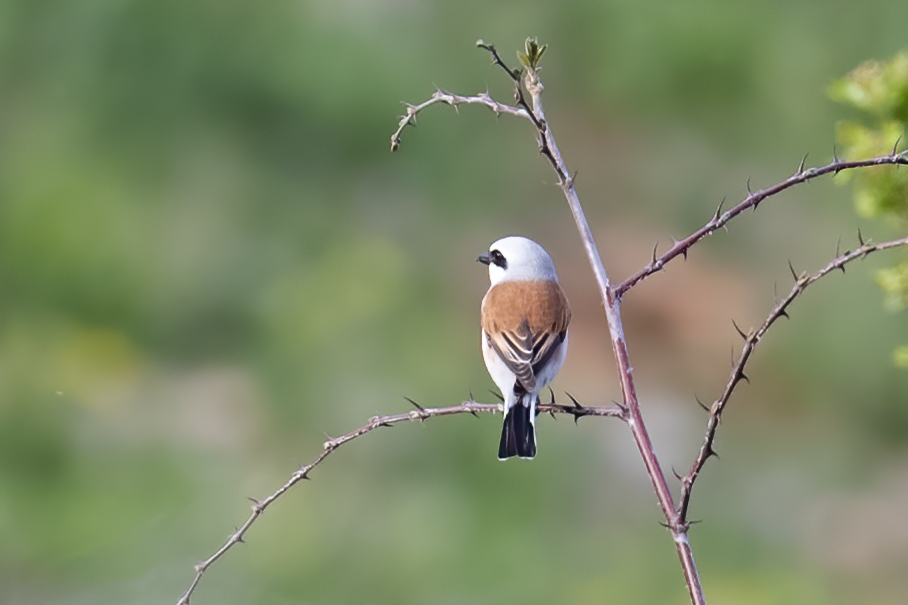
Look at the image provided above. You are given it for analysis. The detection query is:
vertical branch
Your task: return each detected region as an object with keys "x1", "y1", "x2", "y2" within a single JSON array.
[{"x1": 516, "y1": 49, "x2": 705, "y2": 605}]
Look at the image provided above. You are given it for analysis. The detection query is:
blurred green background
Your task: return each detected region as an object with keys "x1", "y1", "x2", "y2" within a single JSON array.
[{"x1": 3, "y1": 1, "x2": 908, "y2": 603}]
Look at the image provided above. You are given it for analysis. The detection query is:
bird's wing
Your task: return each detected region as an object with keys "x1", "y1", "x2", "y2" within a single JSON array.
[
  {"x1": 486, "y1": 319, "x2": 538, "y2": 393},
  {"x1": 530, "y1": 328, "x2": 567, "y2": 378}
]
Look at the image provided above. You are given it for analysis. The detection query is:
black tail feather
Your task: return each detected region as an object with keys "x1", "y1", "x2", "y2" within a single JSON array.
[{"x1": 498, "y1": 399, "x2": 536, "y2": 459}]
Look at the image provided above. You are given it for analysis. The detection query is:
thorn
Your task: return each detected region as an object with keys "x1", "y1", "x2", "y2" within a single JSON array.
[
  {"x1": 705, "y1": 445, "x2": 719, "y2": 460},
  {"x1": 779, "y1": 308, "x2": 790, "y2": 320},
  {"x1": 672, "y1": 466, "x2": 683, "y2": 481},
  {"x1": 712, "y1": 197, "x2": 726, "y2": 222},
  {"x1": 833, "y1": 145, "x2": 843, "y2": 174},
  {"x1": 746, "y1": 177, "x2": 753, "y2": 195},
  {"x1": 732, "y1": 319, "x2": 748, "y2": 340},
  {"x1": 490, "y1": 389, "x2": 504, "y2": 403},
  {"x1": 857, "y1": 229, "x2": 865, "y2": 247},
  {"x1": 563, "y1": 170, "x2": 578, "y2": 190},
  {"x1": 468, "y1": 390, "x2": 475, "y2": 403},
  {"x1": 836, "y1": 237, "x2": 846, "y2": 273},
  {"x1": 893, "y1": 135, "x2": 903, "y2": 156},
  {"x1": 652, "y1": 241, "x2": 660, "y2": 264},
  {"x1": 564, "y1": 393, "x2": 584, "y2": 423},
  {"x1": 614, "y1": 401, "x2": 630, "y2": 420},
  {"x1": 404, "y1": 396, "x2": 425, "y2": 412},
  {"x1": 788, "y1": 260, "x2": 799, "y2": 281},
  {"x1": 735, "y1": 371, "x2": 750, "y2": 385},
  {"x1": 548, "y1": 387, "x2": 556, "y2": 405},
  {"x1": 694, "y1": 395, "x2": 709, "y2": 412},
  {"x1": 797, "y1": 153, "x2": 808, "y2": 175}
]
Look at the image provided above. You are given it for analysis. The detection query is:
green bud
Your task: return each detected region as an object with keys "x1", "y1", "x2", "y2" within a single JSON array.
[{"x1": 517, "y1": 37, "x2": 546, "y2": 70}]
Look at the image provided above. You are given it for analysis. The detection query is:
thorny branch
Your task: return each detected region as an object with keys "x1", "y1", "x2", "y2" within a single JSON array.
[
  {"x1": 615, "y1": 152, "x2": 908, "y2": 298},
  {"x1": 176, "y1": 398, "x2": 624, "y2": 605},
  {"x1": 675, "y1": 234, "x2": 908, "y2": 525},
  {"x1": 390, "y1": 88, "x2": 528, "y2": 152}
]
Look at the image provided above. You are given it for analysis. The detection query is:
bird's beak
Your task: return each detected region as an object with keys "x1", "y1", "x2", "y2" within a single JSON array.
[{"x1": 477, "y1": 252, "x2": 493, "y2": 266}]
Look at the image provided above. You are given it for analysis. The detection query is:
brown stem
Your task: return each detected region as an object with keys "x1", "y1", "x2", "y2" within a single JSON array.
[{"x1": 520, "y1": 62, "x2": 706, "y2": 605}]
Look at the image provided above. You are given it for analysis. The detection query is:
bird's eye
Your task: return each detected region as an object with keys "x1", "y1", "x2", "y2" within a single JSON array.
[{"x1": 490, "y1": 249, "x2": 507, "y2": 269}]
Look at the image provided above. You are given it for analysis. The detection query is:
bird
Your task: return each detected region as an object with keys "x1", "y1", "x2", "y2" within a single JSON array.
[{"x1": 478, "y1": 236, "x2": 571, "y2": 459}]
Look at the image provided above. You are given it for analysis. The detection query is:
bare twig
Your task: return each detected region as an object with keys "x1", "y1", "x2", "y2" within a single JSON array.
[
  {"x1": 176, "y1": 398, "x2": 624, "y2": 605},
  {"x1": 615, "y1": 152, "x2": 908, "y2": 298},
  {"x1": 390, "y1": 88, "x2": 528, "y2": 152},
  {"x1": 675, "y1": 235, "x2": 908, "y2": 525}
]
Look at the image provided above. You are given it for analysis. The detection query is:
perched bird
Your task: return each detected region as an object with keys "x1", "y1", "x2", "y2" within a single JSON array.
[{"x1": 478, "y1": 236, "x2": 571, "y2": 459}]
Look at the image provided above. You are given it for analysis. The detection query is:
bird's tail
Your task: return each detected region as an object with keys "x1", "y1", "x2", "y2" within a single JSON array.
[{"x1": 498, "y1": 393, "x2": 536, "y2": 459}]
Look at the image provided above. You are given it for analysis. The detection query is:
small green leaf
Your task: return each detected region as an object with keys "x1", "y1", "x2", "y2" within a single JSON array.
[{"x1": 517, "y1": 36, "x2": 546, "y2": 70}]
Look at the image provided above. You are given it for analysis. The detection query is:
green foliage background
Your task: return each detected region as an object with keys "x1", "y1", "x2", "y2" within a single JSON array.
[{"x1": 2, "y1": 2, "x2": 908, "y2": 604}]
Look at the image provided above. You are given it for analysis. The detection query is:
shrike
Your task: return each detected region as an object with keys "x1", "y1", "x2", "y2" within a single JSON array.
[{"x1": 478, "y1": 236, "x2": 571, "y2": 459}]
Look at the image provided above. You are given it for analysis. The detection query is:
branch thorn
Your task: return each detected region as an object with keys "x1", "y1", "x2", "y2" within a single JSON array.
[
  {"x1": 732, "y1": 319, "x2": 748, "y2": 341},
  {"x1": 566, "y1": 392, "x2": 584, "y2": 409},
  {"x1": 404, "y1": 396, "x2": 425, "y2": 412},
  {"x1": 565, "y1": 392, "x2": 584, "y2": 423},
  {"x1": 835, "y1": 237, "x2": 847, "y2": 273},
  {"x1": 712, "y1": 197, "x2": 726, "y2": 223}
]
